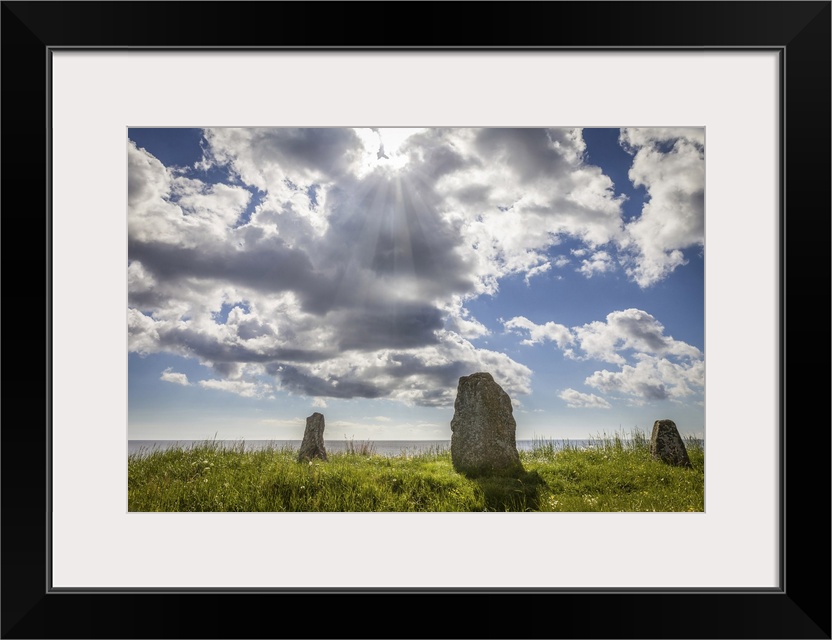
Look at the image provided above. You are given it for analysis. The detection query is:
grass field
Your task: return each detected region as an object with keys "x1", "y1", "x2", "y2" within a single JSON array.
[{"x1": 128, "y1": 429, "x2": 704, "y2": 512}]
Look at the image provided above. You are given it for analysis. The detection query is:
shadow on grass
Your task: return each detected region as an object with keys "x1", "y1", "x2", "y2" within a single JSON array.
[{"x1": 467, "y1": 469, "x2": 547, "y2": 512}]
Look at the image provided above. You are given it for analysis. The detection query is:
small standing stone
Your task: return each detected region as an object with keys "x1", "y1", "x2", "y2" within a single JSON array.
[
  {"x1": 298, "y1": 412, "x2": 328, "y2": 462},
  {"x1": 650, "y1": 419, "x2": 692, "y2": 468},
  {"x1": 450, "y1": 372, "x2": 523, "y2": 476}
]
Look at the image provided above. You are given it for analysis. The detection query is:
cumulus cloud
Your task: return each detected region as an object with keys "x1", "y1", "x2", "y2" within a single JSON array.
[
  {"x1": 414, "y1": 127, "x2": 627, "y2": 294},
  {"x1": 585, "y1": 356, "x2": 704, "y2": 404},
  {"x1": 577, "y1": 250, "x2": 616, "y2": 278},
  {"x1": 503, "y1": 316, "x2": 573, "y2": 349},
  {"x1": 128, "y1": 128, "x2": 701, "y2": 407},
  {"x1": 618, "y1": 127, "x2": 704, "y2": 287},
  {"x1": 569, "y1": 308, "x2": 702, "y2": 365},
  {"x1": 160, "y1": 368, "x2": 190, "y2": 386},
  {"x1": 504, "y1": 308, "x2": 703, "y2": 405},
  {"x1": 559, "y1": 388, "x2": 612, "y2": 409}
]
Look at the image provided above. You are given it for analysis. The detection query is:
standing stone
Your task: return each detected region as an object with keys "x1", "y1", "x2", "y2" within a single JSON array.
[
  {"x1": 450, "y1": 372, "x2": 523, "y2": 476},
  {"x1": 298, "y1": 412, "x2": 328, "y2": 462},
  {"x1": 650, "y1": 419, "x2": 692, "y2": 468}
]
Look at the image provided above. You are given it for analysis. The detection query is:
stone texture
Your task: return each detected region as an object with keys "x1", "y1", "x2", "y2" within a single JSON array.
[
  {"x1": 450, "y1": 372, "x2": 523, "y2": 476},
  {"x1": 650, "y1": 419, "x2": 692, "y2": 468},
  {"x1": 297, "y1": 412, "x2": 328, "y2": 462}
]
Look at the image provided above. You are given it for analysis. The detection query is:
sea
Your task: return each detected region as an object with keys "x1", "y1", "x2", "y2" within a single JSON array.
[{"x1": 127, "y1": 438, "x2": 596, "y2": 458}]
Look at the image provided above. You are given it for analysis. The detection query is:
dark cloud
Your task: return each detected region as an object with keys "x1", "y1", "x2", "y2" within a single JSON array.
[
  {"x1": 236, "y1": 318, "x2": 274, "y2": 341},
  {"x1": 152, "y1": 324, "x2": 334, "y2": 365},
  {"x1": 336, "y1": 303, "x2": 443, "y2": 351},
  {"x1": 475, "y1": 128, "x2": 571, "y2": 183},
  {"x1": 451, "y1": 183, "x2": 493, "y2": 206},
  {"x1": 209, "y1": 127, "x2": 362, "y2": 183},
  {"x1": 614, "y1": 314, "x2": 669, "y2": 353},
  {"x1": 637, "y1": 382, "x2": 668, "y2": 401},
  {"x1": 274, "y1": 365, "x2": 386, "y2": 400},
  {"x1": 265, "y1": 357, "x2": 465, "y2": 408},
  {"x1": 323, "y1": 174, "x2": 472, "y2": 280},
  {"x1": 127, "y1": 282, "x2": 171, "y2": 312},
  {"x1": 385, "y1": 354, "x2": 467, "y2": 388},
  {"x1": 128, "y1": 237, "x2": 321, "y2": 298},
  {"x1": 404, "y1": 129, "x2": 472, "y2": 180}
]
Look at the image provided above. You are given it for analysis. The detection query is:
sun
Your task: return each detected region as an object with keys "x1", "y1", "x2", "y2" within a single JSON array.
[
  {"x1": 356, "y1": 127, "x2": 425, "y2": 175},
  {"x1": 376, "y1": 128, "x2": 424, "y2": 158}
]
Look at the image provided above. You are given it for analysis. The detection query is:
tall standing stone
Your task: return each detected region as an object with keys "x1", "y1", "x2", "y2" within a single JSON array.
[
  {"x1": 650, "y1": 419, "x2": 692, "y2": 468},
  {"x1": 298, "y1": 412, "x2": 328, "y2": 462},
  {"x1": 450, "y1": 372, "x2": 523, "y2": 476}
]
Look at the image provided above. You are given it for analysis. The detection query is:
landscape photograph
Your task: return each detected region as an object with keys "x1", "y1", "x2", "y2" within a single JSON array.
[{"x1": 127, "y1": 126, "x2": 705, "y2": 512}]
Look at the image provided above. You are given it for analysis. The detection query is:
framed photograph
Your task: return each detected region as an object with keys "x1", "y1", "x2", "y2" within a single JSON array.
[{"x1": 4, "y1": 1, "x2": 829, "y2": 638}]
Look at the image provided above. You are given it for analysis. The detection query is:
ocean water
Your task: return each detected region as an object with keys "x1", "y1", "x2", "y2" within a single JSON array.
[
  {"x1": 127, "y1": 438, "x2": 592, "y2": 458},
  {"x1": 128, "y1": 438, "x2": 704, "y2": 458}
]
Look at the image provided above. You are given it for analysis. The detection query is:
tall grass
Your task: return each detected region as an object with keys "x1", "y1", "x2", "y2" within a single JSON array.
[
  {"x1": 128, "y1": 428, "x2": 704, "y2": 512},
  {"x1": 342, "y1": 436, "x2": 377, "y2": 457}
]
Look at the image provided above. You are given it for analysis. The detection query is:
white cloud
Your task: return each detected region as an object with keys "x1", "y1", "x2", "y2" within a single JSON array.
[
  {"x1": 505, "y1": 309, "x2": 703, "y2": 405},
  {"x1": 128, "y1": 141, "x2": 251, "y2": 246},
  {"x1": 570, "y1": 309, "x2": 702, "y2": 364},
  {"x1": 618, "y1": 127, "x2": 704, "y2": 287},
  {"x1": 577, "y1": 250, "x2": 616, "y2": 278},
  {"x1": 127, "y1": 308, "x2": 160, "y2": 354},
  {"x1": 619, "y1": 128, "x2": 704, "y2": 149},
  {"x1": 311, "y1": 397, "x2": 328, "y2": 408},
  {"x1": 160, "y1": 368, "x2": 190, "y2": 386},
  {"x1": 559, "y1": 388, "x2": 612, "y2": 409},
  {"x1": 524, "y1": 261, "x2": 552, "y2": 285},
  {"x1": 585, "y1": 355, "x2": 704, "y2": 403},
  {"x1": 201, "y1": 127, "x2": 363, "y2": 190},
  {"x1": 441, "y1": 297, "x2": 490, "y2": 339},
  {"x1": 422, "y1": 128, "x2": 626, "y2": 292},
  {"x1": 503, "y1": 316, "x2": 573, "y2": 349}
]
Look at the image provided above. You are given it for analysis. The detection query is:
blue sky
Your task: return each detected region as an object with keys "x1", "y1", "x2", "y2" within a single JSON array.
[{"x1": 128, "y1": 127, "x2": 704, "y2": 441}]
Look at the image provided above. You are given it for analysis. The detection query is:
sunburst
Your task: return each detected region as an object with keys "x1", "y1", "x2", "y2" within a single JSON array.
[{"x1": 356, "y1": 127, "x2": 425, "y2": 174}]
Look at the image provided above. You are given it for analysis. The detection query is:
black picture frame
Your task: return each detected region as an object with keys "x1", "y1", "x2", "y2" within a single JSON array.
[{"x1": 3, "y1": 2, "x2": 829, "y2": 638}]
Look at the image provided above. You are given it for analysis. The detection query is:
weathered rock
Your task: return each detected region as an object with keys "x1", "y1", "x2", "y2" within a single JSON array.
[
  {"x1": 450, "y1": 372, "x2": 523, "y2": 476},
  {"x1": 297, "y1": 412, "x2": 328, "y2": 462},
  {"x1": 650, "y1": 419, "x2": 692, "y2": 468}
]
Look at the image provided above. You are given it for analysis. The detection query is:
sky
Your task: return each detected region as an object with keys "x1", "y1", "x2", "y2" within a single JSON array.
[{"x1": 127, "y1": 127, "x2": 704, "y2": 441}]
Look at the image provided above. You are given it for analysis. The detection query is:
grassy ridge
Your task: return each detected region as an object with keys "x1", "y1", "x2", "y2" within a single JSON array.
[{"x1": 128, "y1": 430, "x2": 704, "y2": 512}]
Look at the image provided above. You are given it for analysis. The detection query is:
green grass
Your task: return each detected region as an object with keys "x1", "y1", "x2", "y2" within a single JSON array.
[{"x1": 128, "y1": 429, "x2": 704, "y2": 512}]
